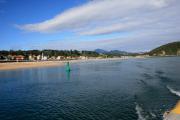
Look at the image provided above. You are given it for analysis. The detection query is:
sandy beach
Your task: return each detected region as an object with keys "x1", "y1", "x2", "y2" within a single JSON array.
[
  {"x1": 0, "y1": 57, "x2": 147, "y2": 71},
  {"x1": 0, "y1": 58, "x2": 125, "y2": 71},
  {"x1": 0, "y1": 61, "x2": 65, "y2": 71}
]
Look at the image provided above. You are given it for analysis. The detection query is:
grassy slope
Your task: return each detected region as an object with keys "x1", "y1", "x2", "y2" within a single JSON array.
[{"x1": 149, "y1": 41, "x2": 180, "y2": 55}]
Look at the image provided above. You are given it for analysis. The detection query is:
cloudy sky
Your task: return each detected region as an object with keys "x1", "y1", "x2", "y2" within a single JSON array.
[{"x1": 0, "y1": 0, "x2": 180, "y2": 52}]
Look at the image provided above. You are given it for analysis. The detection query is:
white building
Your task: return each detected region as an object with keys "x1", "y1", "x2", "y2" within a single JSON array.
[
  {"x1": 36, "y1": 55, "x2": 41, "y2": 60},
  {"x1": 29, "y1": 55, "x2": 35, "y2": 61},
  {"x1": 79, "y1": 56, "x2": 87, "y2": 60},
  {"x1": 57, "y1": 56, "x2": 65, "y2": 60}
]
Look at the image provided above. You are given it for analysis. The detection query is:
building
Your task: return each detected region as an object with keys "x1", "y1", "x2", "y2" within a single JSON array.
[
  {"x1": 14, "y1": 55, "x2": 25, "y2": 61},
  {"x1": 57, "y1": 56, "x2": 65, "y2": 60},
  {"x1": 48, "y1": 56, "x2": 56, "y2": 60},
  {"x1": 41, "y1": 53, "x2": 48, "y2": 60},
  {"x1": 7, "y1": 55, "x2": 15, "y2": 60},
  {"x1": 29, "y1": 55, "x2": 35, "y2": 61},
  {"x1": 42, "y1": 56, "x2": 48, "y2": 60},
  {"x1": 29, "y1": 54, "x2": 48, "y2": 61},
  {"x1": 79, "y1": 56, "x2": 87, "y2": 60},
  {"x1": 36, "y1": 55, "x2": 41, "y2": 60}
]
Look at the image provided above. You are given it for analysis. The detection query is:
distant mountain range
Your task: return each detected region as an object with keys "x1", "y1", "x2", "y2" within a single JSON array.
[
  {"x1": 95, "y1": 49, "x2": 132, "y2": 56},
  {"x1": 94, "y1": 49, "x2": 108, "y2": 54},
  {"x1": 95, "y1": 41, "x2": 180, "y2": 57},
  {"x1": 149, "y1": 41, "x2": 180, "y2": 56}
]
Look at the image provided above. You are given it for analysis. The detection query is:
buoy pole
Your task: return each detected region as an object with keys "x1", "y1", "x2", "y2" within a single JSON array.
[{"x1": 66, "y1": 61, "x2": 71, "y2": 71}]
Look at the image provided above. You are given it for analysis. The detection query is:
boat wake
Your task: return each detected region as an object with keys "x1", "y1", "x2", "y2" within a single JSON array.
[
  {"x1": 167, "y1": 86, "x2": 180, "y2": 97},
  {"x1": 135, "y1": 103, "x2": 148, "y2": 120},
  {"x1": 150, "y1": 111, "x2": 156, "y2": 118},
  {"x1": 135, "y1": 103, "x2": 157, "y2": 120}
]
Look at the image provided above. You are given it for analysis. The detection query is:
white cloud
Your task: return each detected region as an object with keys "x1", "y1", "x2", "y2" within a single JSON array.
[
  {"x1": 17, "y1": 0, "x2": 176, "y2": 34},
  {"x1": 35, "y1": 29, "x2": 180, "y2": 52},
  {"x1": 17, "y1": 0, "x2": 180, "y2": 51}
]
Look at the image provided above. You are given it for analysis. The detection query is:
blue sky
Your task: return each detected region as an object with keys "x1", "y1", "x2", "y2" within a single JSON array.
[{"x1": 0, "y1": 0, "x2": 180, "y2": 52}]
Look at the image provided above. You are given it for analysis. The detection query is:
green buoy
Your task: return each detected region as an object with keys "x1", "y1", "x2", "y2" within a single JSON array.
[{"x1": 66, "y1": 62, "x2": 71, "y2": 71}]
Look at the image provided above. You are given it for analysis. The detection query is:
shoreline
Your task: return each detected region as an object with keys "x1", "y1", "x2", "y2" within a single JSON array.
[
  {"x1": 0, "y1": 58, "x2": 123, "y2": 71},
  {"x1": 0, "y1": 61, "x2": 65, "y2": 71},
  {"x1": 0, "y1": 56, "x2": 179, "y2": 71}
]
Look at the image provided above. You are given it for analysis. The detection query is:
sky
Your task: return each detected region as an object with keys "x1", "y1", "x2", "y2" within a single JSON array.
[{"x1": 0, "y1": 0, "x2": 180, "y2": 52}]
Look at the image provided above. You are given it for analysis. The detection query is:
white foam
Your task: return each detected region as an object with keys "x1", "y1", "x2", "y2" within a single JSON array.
[
  {"x1": 150, "y1": 112, "x2": 156, "y2": 118},
  {"x1": 135, "y1": 103, "x2": 147, "y2": 120},
  {"x1": 167, "y1": 86, "x2": 180, "y2": 97}
]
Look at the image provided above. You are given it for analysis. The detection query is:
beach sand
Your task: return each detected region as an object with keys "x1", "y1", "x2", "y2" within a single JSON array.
[
  {"x1": 0, "y1": 58, "x2": 125, "y2": 71},
  {"x1": 0, "y1": 61, "x2": 65, "y2": 71}
]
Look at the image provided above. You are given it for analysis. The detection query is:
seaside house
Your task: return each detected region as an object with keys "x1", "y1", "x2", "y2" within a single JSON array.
[
  {"x1": 41, "y1": 53, "x2": 48, "y2": 60},
  {"x1": 42, "y1": 56, "x2": 48, "y2": 60},
  {"x1": 14, "y1": 55, "x2": 25, "y2": 61},
  {"x1": 29, "y1": 55, "x2": 35, "y2": 61},
  {"x1": 48, "y1": 56, "x2": 56, "y2": 60},
  {"x1": 79, "y1": 56, "x2": 87, "y2": 60},
  {"x1": 29, "y1": 54, "x2": 48, "y2": 61},
  {"x1": 7, "y1": 55, "x2": 15, "y2": 60},
  {"x1": 29, "y1": 55, "x2": 43, "y2": 61},
  {"x1": 36, "y1": 55, "x2": 41, "y2": 60},
  {"x1": 66, "y1": 56, "x2": 72, "y2": 60},
  {"x1": 56, "y1": 56, "x2": 65, "y2": 60}
]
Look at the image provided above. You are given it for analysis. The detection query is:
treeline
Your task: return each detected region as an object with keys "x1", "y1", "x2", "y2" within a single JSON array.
[{"x1": 0, "y1": 50, "x2": 100, "y2": 57}]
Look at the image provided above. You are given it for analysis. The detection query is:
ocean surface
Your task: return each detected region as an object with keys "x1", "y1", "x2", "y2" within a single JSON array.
[{"x1": 0, "y1": 57, "x2": 180, "y2": 120}]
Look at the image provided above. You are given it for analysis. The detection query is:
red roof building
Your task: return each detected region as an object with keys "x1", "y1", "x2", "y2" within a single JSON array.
[{"x1": 14, "y1": 55, "x2": 25, "y2": 61}]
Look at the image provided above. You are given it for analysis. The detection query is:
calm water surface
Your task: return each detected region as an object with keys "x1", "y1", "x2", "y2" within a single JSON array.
[{"x1": 0, "y1": 57, "x2": 180, "y2": 120}]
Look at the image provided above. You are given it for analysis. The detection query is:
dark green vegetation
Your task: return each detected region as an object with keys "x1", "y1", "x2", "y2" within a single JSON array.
[{"x1": 149, "y1": 41, "x2": 180, "y2": 56}]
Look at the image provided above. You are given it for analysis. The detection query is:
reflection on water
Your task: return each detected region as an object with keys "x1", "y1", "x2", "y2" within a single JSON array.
[
  {"x1": 66, "y1": 70, "x2": 71, "y2": 80},
  {"x1": 0, "y1": 57, "x2": 180, "y2": 120}
]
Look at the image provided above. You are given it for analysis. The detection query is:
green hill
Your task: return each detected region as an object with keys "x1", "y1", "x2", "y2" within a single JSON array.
[{"x1": 149, "y1": 41, "x2": 180, "y2": 56}]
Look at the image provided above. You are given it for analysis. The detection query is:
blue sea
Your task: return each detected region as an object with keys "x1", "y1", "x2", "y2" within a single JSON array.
[{"x1": 0, "y1": 57, "x2": 180, "y2": 120}]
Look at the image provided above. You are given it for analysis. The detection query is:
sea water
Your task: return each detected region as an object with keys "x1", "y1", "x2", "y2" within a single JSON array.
[{"x1": 0, "y1": 57, "x2": 180, "y2": 120}]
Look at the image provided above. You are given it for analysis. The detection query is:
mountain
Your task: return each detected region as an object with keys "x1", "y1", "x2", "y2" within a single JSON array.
[
  {"x1": 94, "y1": 49, "x2": 108, "y2": 54},
  {"x1": 108, "y1": 50, "x2": 129, "y2": 56},
  {"x1": 149, "y1": 41, "x2": 180, "y2": 56},
  {"x1": 95, "y1": 49, "x2": 131, "y2": 56}
]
